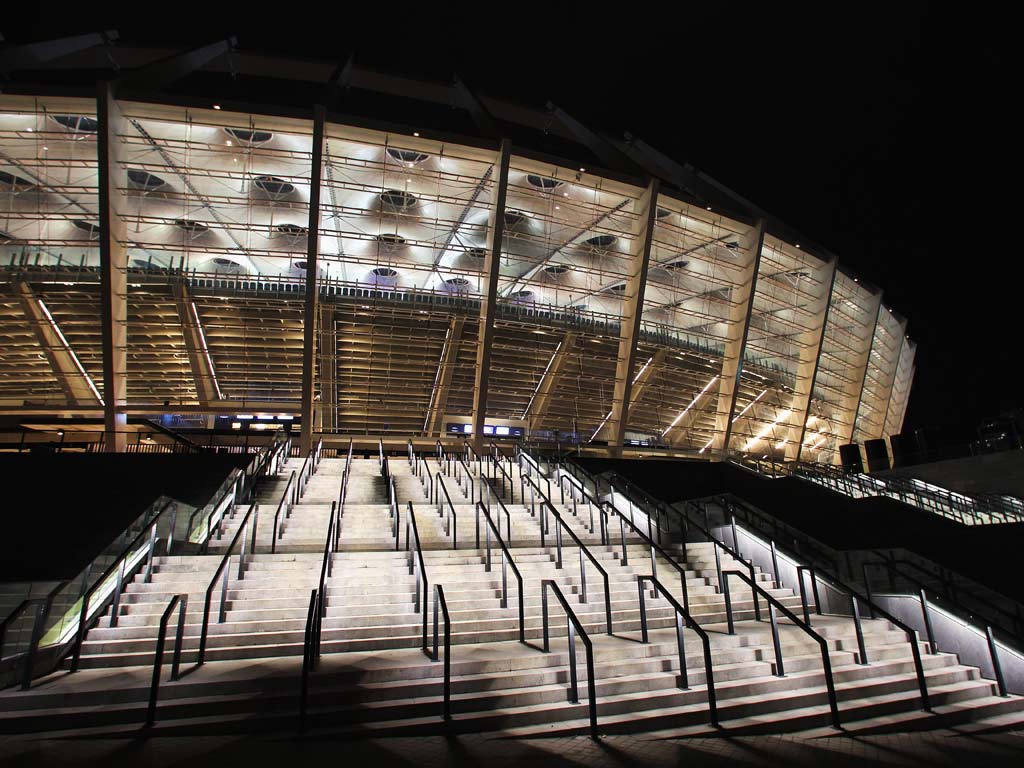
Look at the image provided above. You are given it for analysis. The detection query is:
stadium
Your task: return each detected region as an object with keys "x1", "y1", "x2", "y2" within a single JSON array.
[
  {"x1": 3, "y1": 32, "x2": 1022, "y2": 768},
  {"x1": 0, "y1": 36, "x2": 913, "y2": 463}
]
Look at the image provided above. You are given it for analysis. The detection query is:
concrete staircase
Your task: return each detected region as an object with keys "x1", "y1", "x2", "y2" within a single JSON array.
[{"x1": 2, "y1": 445, "x2": 1021, "y2": 737}]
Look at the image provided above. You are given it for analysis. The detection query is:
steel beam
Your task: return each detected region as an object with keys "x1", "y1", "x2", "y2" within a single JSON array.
[
  {"x1": 13, "y1": 280, "x2": 102, "y2": 407},
  {"x1": 523, "y1": 331, "x2": 577, "y2": 433},
  {"x1": 424, "y1": 317, "x2": 466, "y2": 436},
  {"x1": 97, "y1": 83, "x2": 128, "y2": 451},
  {"x1": 171, "y1": 282, "x2": 220, "y2": 406},
  {"x1": 116, "y1": 38, "x2": 235, "y2": 92},
  {"x1": 300, "y1": 106, "x2": 326, "y2": 454},
  {"x1": 601, "y1": 179, "x2": 659, "y2": 456},
  {"x1": 713, "y1": 218, "x2": 766, "y2": 457},
  {"x1": 878, "y1": 323, "x2": 910, "y2": 439},
  {"x1": 470, "y1": 140, "x2": 512, "y2": 450},
  {"x1": 793, "y1": 259, "x2": 839, "y2": 462},
  {"x1": 0, "y1": 31, "x2": 116, "y2": 76}
]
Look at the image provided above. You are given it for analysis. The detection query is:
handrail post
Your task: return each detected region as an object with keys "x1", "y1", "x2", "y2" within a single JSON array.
[
  {"x1": 920, "y1": 589, "x2": 938, "y2": 653},
  {"x1": 768, "y1": 601, "x2": 785, "y2": 677},
  {"x1": 985, "y1": 625, "x2": 1008, "y2": 697},
  {"x1": 851, "y1": 595, "x2": 869, "y2": 665}
]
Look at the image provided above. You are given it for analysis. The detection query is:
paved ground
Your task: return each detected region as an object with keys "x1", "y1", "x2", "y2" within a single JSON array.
[{"x1": 2, "y1": 728, "x2": 1024, "y2": 767}]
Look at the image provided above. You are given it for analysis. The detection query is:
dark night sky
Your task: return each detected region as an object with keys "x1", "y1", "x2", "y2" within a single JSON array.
[{"x1": 6, "y1": 4, "x2": 1015, "y2": 443}]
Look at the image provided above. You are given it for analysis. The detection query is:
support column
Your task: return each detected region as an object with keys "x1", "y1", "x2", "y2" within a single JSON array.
[
  {"x1": 97, "y1": 83, "x2": 128, "y2": 452},
  {"x1": 425, "y1": 317, "x2": 465, "y2": 436},
  {"x1": 603, "y1": 179, "x2": 659, "y2": 457},
  {"x1": 14, "y1": 280, "x2": 103, "y2": 407},
  {"x1": 712, "y1": 218, "x2": 766, "y2": 457},
  {"x1": 793, "y1": 259, "x2": 839, "y2": 462},
  {"x1": 840, "y1": 291, "x2": 884, "y2": 447},
  {"x1": 171, "y1": 282, "x2": 220, "y2": 407},
  {"x1": 317, "y1": 304, "x2": 336, "y2": 433},
  {"x1": 524, "y1": 331, "x2": 577, "y2": 434},
  {"x1": 300, "y1": 106, "x2": 326, "y2": 454},
  {"x1": 878, "y1": 328, "x2": 910, "y2": 439},
  {"x1": 470, "y1": 140, "x2": 512, "y2": 450}
]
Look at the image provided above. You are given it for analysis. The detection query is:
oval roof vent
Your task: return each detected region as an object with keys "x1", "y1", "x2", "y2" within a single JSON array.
[
  {"x1": 376, "y1": 233, "x2": 407, "y2": 250},
  {"x1": 71, "y1": 220, "x2": 100, "y2": 239},
  {"x1": 584, "y1": 234, "x2": 617, "y2": 249},
  {"x1": 503, "y1": 210, "x2": 528, "y2": 229},
  {"x1": 253, "y1": 175, "x2": 295, "y2": 197},
  {"x1": 371, "y1": 267, "x2": 399, "y2": 278},
  {"x1": 445, "y1": 277, "x2": 471, "y2": 287},
  {"x1": 379, "y1": 189, "x2": 418, "y2": 209},
  {"x1": 224, "y1": 128, "x2": 273, "y2": 145},
  {"x1": 543, "y1": 264, "x2": 570, "y2": 275},
  {"x1": 465, "y1": 247, "x2": 487, "y2": 259},
  {"x1": 175, "y1": 219, "x2": 210, "y2": 234},
  {"x1": 526, "y1": 174, "x2": 563, "y2": 191},
  {"x1": 127, "y1": 169, "x2": 167, "y2": 191},
  {"x1": 386, "y1": 148, "x2": 430, "y2": 165},
  {"x1": 275, "y1": 223, "x2": 308, "y2": 237},
  {"x1": 51, "y1": 115, "x2": 99, "y2": 133}
]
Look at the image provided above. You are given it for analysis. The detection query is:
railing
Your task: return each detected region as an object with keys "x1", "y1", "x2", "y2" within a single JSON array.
[
  {"x1": 522, "y1": 472, "x2": 612, "y2": 635},
  {"x1": 0, "y1": 582, "x2": 65, "y2": 690},
  {"x1": 863, "y1": 556, "x2": 1024, "y2": 641},
  {"x1": 476, "y1": 502, "x2": 526, "y2": 642},
  {"x1": 489, "y1": 452, "x2": 515, "y2": 504},
  {"x1": 721, "y1": 569, "x2": 842, "y2": 729},
  {"x1": 481, "y1": 480, "x2": 514, "y2": 545},
  {"x1": 197, "y1": 502, "x2": 259, "y2": 665},
  {"x1": 541, "y1": 579, "x2": 598, "y2": 739},
  {"x1": 379, "y1": 438, "x2": 390, "y2": 482},
  {"x1": 405, "y1": 501, "x2": 431, "y2": 653},
  {"x1": 455, "y1": 456, "x2": 475, "y2": 505},
  {"x1": 145, "y1": 593, "x2": 187, "y2": 727},
  {"x1": 429, "y1": 584, "x2": 452, "y2": 721},
  {"x1": 720, "y1": 492, "x2": 1024, "y2": 645},
  {"x1": 271, "y1": 471, "x2": 297, "y2": 555},
  {"x1": 557, "y1": 472, "x2": 604, "y2": 539},
  {"x1": 435, "y1": 439, "x2": 452, "y2": 476},
  {"x1": 785, "y1": 460, "x2": 1024, "y2": 526},
  {"x1": 433, "y1": 473, "x2": 458, "y2": 549},
  {"x1": 464, "y1": 441, "x2": 483, "y2": 479},
  {"x1": 69, "y1": 499, "x2": 179, "y2": 671},
  {"x1": 688, "y1": 499, "x2": 937, "y2": 716},
  {"x1": 388, "y1": 476, "x2": 400, "y2": 551},
  {"x1": 300, "y1": 439, "x2": 352, "y2": 729},
  {"x1": 636, "y1": 575, "x2": 718, "y2": 727}
]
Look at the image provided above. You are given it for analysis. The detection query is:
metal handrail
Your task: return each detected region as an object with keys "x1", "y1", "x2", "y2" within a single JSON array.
[
  {"x1": 429, "y1": 584, "x2": 452, "y2": 721},
  {"x1": 69, "y1": 499, "x2": 177, "y2": 671},
  {"x1": 296, "y1": 451, "x2": 312, "y2": 500},
  {"x1": 602, "y1": 492, "x2": 694, "y2": 616},
  {"x1": 721, "y1": 568, "x2": 842, "y2": 729},
  {"x1": 271, "y1": 470, "x2": 297, "y2": 554},
  {"x1": 197, "y1": 501, "x2": 259, "y2": 665},
  {"x1": 145, "y1": 593, "x2": 187, "y2": 727},
  {"x1": 0, "y1": 581, "x2": 65, "y2": 690},
  {"x1": 405, "y1": 501, "x2": 431, "y2": 653},
  {"x1": 187, "y1": 470, "x2": 239, "y2": 547},
  {"x1": 685, "y1": 497, "x2": 933, "y2": 713},
  {"x1": 558, "y1": 472, "x2": 604, "y2": 537},
  {"x1": 299, "y1": 588, "x2": 319, "y2": 732},
  {"x1": 476, "y1": 502, "x2": 526, "y2": 642},
  {"x1": 863, "y1": 555, "x2": 1023, "y2": 640},
  {"x1": 636, "y1": 575, "x2": 718, "y2": 727},
  {"x1": 464, "y1": 441, "x2": 483, "y2": 478},
  {"x1": 455, "y1": 456, "x2": 475, "y2": 504},
  {"x1": 541, "y1": 579, "x2": 598, "y2": 739},
  {"x1": 481, "y1": 481, "x2": 514, "y2": 545},
  {"x1": 388, "y1": 476, "x2": 400, "y2": 551},
  {"x1": 522, "y1": 472, "x2": 612, "y2": 635},
  {"x1": 489, "y1": 453, "x2": 515, "y2": 504},
  {"x1": 434, "y1": 473, "x2": 458, "y2": 549},
  {"x1": 336, "y1": 439, "x2": 354, "y2": 513}
]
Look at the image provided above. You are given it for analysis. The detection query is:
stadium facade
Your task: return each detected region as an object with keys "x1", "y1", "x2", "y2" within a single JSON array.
[{"x1": 0, "y1": 39, "x2": 915, "y2": 461}]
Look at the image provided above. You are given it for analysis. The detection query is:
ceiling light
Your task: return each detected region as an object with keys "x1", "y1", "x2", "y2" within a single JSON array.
[
  {"x1": 413, "y1": 132, "x2": 420, "y2": 137},
  {"x1": 213, "y1": 105, "x2": 222, "y2": 110},
  {"x1": 579, "y1": 167, "x2": 585, "y2": 172},
  {"x1": 796, "y1": 243, "x2": 801, "y2": 248}
]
